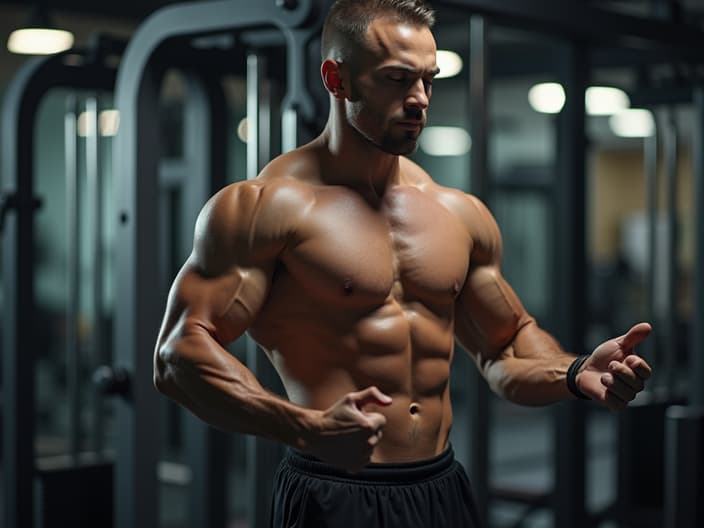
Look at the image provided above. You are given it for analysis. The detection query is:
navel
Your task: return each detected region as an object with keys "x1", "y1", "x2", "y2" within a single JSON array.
[
  {"x1": 343, "y1": 278, "x2": 354, "y2": 296},
  {"x1": 409, "y1": 403, "x2": 420, "y2": 415}
]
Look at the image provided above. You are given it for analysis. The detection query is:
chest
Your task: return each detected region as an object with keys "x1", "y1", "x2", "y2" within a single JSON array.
[{"x1": 282, "y1": 186, "x2": 470, "y2": 306}]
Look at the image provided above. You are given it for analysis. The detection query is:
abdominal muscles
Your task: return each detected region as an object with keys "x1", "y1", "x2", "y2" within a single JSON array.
[{"x1": 250, "y1": 289, "x2": 456, "y2": 461}]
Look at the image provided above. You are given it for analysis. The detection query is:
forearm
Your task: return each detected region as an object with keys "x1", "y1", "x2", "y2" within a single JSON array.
[
  {"x1": 482, "y1": 322, "x2": 579, "y2": 405},
  {"x1": 155, "y1": 327, "x2": 318, "y2": 448}
]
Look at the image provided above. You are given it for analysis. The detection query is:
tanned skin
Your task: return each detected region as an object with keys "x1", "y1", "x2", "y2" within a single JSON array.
[{"x1": 154, "y1": 15, "x2": 653, "y2": 472}]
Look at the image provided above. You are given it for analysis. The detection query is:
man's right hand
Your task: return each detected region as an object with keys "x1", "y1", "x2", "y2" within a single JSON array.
[{"x1": 304, "y1": 386, "x2": 392, "y2": 473}]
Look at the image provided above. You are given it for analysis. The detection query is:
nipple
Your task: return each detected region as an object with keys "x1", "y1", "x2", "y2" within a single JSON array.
[
  {"x1": 409, "y1": 403, "x2": 419, "y2": 415},
  {"x1": 343, "y1": 278, "x2": 354, "y2": 296}
]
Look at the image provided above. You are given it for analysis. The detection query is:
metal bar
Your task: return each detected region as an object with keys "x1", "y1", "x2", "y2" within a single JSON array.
[
  {"x1": 113, "y1": 63, "x2": 162, "y2": 528},
  {"x1": 663, "y1": 108, "x2": 678, "y2": 398},
  {"x1": 245, "y1": 51, "x2": 286, "y2": 528},
  {"x1": 467, "y1": 15, "x2": 490, "y2": 526},
  {"x1": 693, "y1": 88, "x2": 704, "y2": 407},
  {"x1": 281, "y1": 27, "x2": 318, "y2": 151},
  {"x1": 644, "y1": 123, "x2": 659, "y2": 376},
  {"x1": 181, "y1": 71, "x2": 227, "y2": 528},
  {"x1": 552, "y1": 41, "x2": 588, "y2": 528},
  {"x1": 433, "y1": 0, "x2": 704, "y2": 56},
  {"x1": 65, "y1": 94, "x2": 81, "y2": 461},
  {"x1": 2, "y1": 58, "x2": 39, "y2": 528},
  {"x1": 88, "y1": 94, "x2": 106, "y2": 456},
  {"x1": 85, "y1": 94, "x2": 104, "y2": 453}
]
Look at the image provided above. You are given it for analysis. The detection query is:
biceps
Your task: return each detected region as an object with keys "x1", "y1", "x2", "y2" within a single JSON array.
[{"x1": 455, "y1": 265, "x2": 532, "y2": 358}]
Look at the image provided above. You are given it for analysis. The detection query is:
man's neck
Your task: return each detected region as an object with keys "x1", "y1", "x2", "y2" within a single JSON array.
[{"x1": 316, "y1": 114, "x2": 401, "y2": 200}]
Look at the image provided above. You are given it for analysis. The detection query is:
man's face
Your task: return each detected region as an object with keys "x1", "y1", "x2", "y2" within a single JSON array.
[{"x1": 344, "y1": 17, "x2": 438, "y2": 155}]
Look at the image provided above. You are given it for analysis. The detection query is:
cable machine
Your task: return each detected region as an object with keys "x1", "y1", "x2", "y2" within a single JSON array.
[{"x1": 1, "y1": 37, "x2": 123, "y2": 528}]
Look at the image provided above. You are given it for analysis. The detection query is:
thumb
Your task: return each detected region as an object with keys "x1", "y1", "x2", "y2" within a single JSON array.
[
  {"x1": 351, "y1": 386, "x2": 393, "y2": 409},
  {"x1": 616, "y1": 322, "x2": 652, "y2": 352}
]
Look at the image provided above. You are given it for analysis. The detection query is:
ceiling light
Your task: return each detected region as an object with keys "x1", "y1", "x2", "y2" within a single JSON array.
[
  {"x1": 99, "y1": 110, "x2": 120, "y2": 137},
  {"x1": 7, "y1": 5, "x2": 74, "y2": 55},
  {"x1": 237, "y1": 118, "x2": 249, "y2": 143},
  {"x1": 528, "y1": 82, "x2": 566, "y2": 114},
  {"x1": 435, "y1": 50, "x2": 463, "y2": 79},
  {"x1": 609, "y1": 109, "x2": 655, "y2": 138},
  {"x1": 419, "y1": 126, "x2": 471, "y2": 156},
  {"x1": 586, "y1": 86, "x2": 630, "y2": 116},
  {"x1": 77, "y1": 110, "x2": 120, "y2": 137}
]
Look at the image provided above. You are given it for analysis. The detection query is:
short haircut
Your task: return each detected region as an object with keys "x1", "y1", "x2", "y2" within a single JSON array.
[{"x1": 321, "y1": 0, "x2": 436, "y2": 61}]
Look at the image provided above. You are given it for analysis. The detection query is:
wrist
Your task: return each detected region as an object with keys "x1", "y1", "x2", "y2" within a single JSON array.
[
  {"x1": 294, "y1": 407, "x2": 324, "y2": 451},
  {"x1": 567, "y1": 355, "x2": 590, "y2": 400}
]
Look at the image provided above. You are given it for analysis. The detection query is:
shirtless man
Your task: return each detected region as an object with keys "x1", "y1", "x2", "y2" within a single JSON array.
[{"x1": 153, "y1": 1, "x2": 653, "y2": 526}]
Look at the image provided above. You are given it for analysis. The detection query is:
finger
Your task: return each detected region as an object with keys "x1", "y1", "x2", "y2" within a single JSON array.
[
  {"x1": 608, "y1": 361, "x2": 644, "y2": 392},
  {"x1": 351, "y1": 386, "x2": 393, "y2": 408},
  {"x1": 601, "y1": 373, "x2": 637, "y2": 403},
  {"x1": 368, "y1": 430, "x2": 382, "y2": 446},
  {"x1": 363, "y1": 411, "x2": 387, "y2": 432},
  {"x1": 616, "y1": 322, "x2": 652, "y2": 352},
  {"x1": 603, "y1": 389, "x2": 627, "y2": 412},
  {"x1": 624, "y1": 355, "x2": 653, "y2": 380}
]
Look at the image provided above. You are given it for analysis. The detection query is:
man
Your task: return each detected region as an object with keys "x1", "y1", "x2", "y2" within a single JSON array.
[{"x1": 154, "y1": 0, "x2": 653, "y2": 526}]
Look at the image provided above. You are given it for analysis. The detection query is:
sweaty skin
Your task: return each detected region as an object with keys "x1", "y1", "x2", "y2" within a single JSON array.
[{"x1": 154, "y1": 16, "x2": 653, "y2": 470}]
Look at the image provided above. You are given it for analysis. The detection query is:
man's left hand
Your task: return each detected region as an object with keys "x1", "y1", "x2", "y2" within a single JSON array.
[{"x1": 577, "y1": 322, "x2": 653, "y2": 410}]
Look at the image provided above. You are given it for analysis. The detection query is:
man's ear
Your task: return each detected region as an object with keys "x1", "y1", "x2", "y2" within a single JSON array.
[{"x1": 321, "y1": 59, "x2": 346, "y2": 99}]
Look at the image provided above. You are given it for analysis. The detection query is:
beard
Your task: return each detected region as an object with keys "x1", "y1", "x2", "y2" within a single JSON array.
[
  {"x1": 350, "y1": 108, "x2": 425, "y2": 155},
  {"x1": 378, "y1": 129, "x2": 421, "y2": 155}
]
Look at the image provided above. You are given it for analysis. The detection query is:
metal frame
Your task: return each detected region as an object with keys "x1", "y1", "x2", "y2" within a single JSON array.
[
  {"x1": 551, "y1": 42, "x2": 589, "y2": 528},
  {"x1": 1, "y1": 50, "x2": 116, "y2": 528},
  {"x1": 112, "y1": 1, "x2": 320, "y2": 526},
  {"x1": 163, "y1": 67, "x2": 229, "y2": 528},
  {"x1": 436, "y1": 0, "x2": 704, "y2": 55},
  {"x1": 694, "y1": 87, "x2": 704, "y2": 409},
  {"x1": 466, "y1": 15, "x2": 490, "y2": 526}
]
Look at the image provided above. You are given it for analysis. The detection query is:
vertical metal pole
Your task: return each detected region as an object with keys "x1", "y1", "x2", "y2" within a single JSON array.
[
  {"x1": 246, "y1": 52, "x2": 284, "y2": 528},
  {"x1": 469, "y1": 16, "x2": 489, "y2": 200},
  {"x1": 693, "y1": 87, "x2": 704, "y2": 407},
  {"x1": 86, "y1": 95, "x2": 106, "y2": 456},
  {"x1": 65, "y1": 95, "x2": 82, "y2": 461},
  {"x1": 468, "y1": 15, "x2": 490, "y2": 526},
  {"x1": 113, "y1": 64, "x2": 162, "y2": 528},
  {"x1": 2, "y1": 62, "x2": 39, "y2": 528},
  {"x1": 553, "y1": 41, "x2": 588, "y2": 528},
  {"x1": 180, "y1": 72, "x2": 227, "y2": 528},
  {"x1": 662, "y1": 108, "x2": 678, "y2": 398},
  {"x1": 644, "y1": 125, "x2": 659, "y2": 371},
  {"x1": 246, "y1": 52, "x2": 263, "y2": 528}
]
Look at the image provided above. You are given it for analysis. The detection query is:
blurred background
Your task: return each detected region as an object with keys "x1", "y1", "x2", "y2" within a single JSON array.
[{"x1": 1, "y1": 0, "x2": 703, "y2": 527}]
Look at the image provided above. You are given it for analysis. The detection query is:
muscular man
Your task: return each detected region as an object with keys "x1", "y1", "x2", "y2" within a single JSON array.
[{"x1": 154, "y1": 1, "x2": 653, "y2": 526}]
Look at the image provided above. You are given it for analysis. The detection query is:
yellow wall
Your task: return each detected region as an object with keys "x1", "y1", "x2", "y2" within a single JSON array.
[{"x1": 588, "y1": 146, "x2": 694, "y2": 269}]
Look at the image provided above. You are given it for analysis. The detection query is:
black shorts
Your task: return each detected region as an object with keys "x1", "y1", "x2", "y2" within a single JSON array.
[{"x1": 270, "y1": 446, "x2": 483, "y2": 527}]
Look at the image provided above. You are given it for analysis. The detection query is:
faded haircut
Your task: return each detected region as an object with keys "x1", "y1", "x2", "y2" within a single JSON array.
[{"x1": 321, "y1": 0, "x2": 435, "y2": 61}]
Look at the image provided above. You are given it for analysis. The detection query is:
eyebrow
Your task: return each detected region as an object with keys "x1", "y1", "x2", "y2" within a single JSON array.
[{"x1": 381, "y1": 64, "x2": 441, "y2": 76}]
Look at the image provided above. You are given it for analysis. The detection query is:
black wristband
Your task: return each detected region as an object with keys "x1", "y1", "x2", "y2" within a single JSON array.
[{"x1": 567, "y1": 355, "x2": 590, "y2": 400}]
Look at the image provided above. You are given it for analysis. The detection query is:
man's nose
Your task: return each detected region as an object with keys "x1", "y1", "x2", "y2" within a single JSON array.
[{"x1": 405, "y1": 78, "x2": 429, "y2": 111}]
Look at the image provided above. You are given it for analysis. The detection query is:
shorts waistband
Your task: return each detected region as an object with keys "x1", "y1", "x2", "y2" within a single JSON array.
[{"x1": 283, "y1": 446, "x2": 456, "y2": 484}]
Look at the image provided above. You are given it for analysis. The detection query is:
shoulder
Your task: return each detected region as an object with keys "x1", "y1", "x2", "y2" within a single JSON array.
[
  {"x1": 400, "y1": 158, "x2": 502, "y2": 265},
  {"x1": 193, "y1": 151, "x2": 319, "y2": 272}
]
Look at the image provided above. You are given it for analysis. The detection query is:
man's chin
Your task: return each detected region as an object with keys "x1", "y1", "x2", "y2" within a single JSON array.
[{"x1": 379, "y1": 136, "x2": 420, "y2": 156}]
